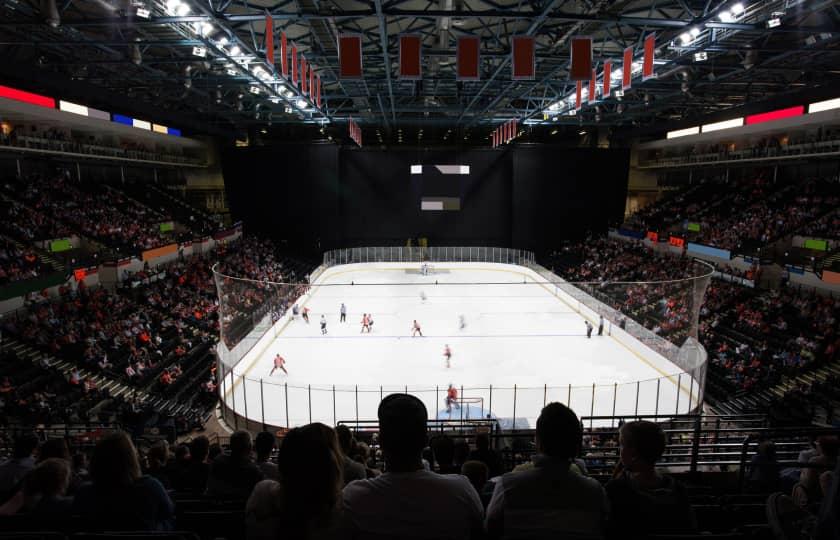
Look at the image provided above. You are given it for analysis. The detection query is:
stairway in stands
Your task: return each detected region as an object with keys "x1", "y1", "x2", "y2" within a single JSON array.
[
  {"x1": 3, "y1": 234, "x2": 65, "y2": 274},
  {"x1": 1, "y1": 337, "x2": 209, "y2": 422},
  {"x1": 711, "y1": 358, "x2": 840, "y2": 425}
]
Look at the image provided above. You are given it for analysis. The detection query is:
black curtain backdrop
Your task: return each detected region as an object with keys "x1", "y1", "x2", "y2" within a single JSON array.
[{"x1": 221, "y1": 144, "x2": 628, "y2": 257}]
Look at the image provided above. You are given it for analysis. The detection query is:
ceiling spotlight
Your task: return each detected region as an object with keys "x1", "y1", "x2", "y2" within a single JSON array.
[
  {"x1": 175, "y1": 2, "x2": 190, "y2": 16},
  {"x1": 44, "y1": 0, "x2": 60, "y2": 27},
  {"x1": 130, "y1": 43, "x2": 142, "y2": 65},
  {"x1": 719, "y1": 11, "x2": 734, "y2": 22},
  {"x1": 730, "y1": 3, "x2": 744, "y2": 15},
  {"x1": 295, "y1": 98, "x2": 307, "y2": 108},
  {"x1": 578, "y1": 130, "x2": 586, "y2": 135},
  {"x1": 201, "y1": 22, "x2": 214, "y2": 35},
  {"x1": 135, "y1": 7, "x2": 150, "y2": 18},
  {"x1": 679, "y1": 33, "x2": 692, "y2": 45},
  {"x1": 550, "y1": 129, "x2": 558, "y2": 135},
  {"x1": 766, "y1": 17, "x2": 781, "y2": 28},
  {"x1": 229, "y1": 45, "x2": 241, "y2": 56},
  {"x1": 217, "y1": 36, "x2": 229, "y2": 47},
  {"x1": 694, "y1": 51, "x2": 708, "y2": 61},
  {"x1": 690, "y1": 27, "x2": 701, "y2": 37}
]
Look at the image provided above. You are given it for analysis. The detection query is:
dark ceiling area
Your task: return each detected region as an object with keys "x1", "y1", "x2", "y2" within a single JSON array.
[{"x1": 0, "y1": 0, "x2": 839, "y2": 144}]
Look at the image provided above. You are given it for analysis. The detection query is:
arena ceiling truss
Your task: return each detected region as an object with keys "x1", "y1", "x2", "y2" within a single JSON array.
[{"x1": 0, "y1": 0, "x2": 839, "y2": 139}]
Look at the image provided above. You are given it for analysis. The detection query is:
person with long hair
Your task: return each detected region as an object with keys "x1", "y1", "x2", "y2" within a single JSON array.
[
  {"x1": 72, "y1": 432, "x2": 174, "y2": 531},
  {"x1": 246, "y1": 423, "x2": 344, "y2": 540}
]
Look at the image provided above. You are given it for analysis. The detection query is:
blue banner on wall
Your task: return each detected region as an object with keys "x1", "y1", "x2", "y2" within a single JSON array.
[
  {"x1": 687, "y1": 242, "x2": 731, "y2": 260},
  {"x1": 617, "y1": 228, "x2": 645, "y2": 239}
]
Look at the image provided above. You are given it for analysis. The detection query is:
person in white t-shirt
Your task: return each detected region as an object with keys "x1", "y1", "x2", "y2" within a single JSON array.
[
  {"x1": 485, "y1": 402, "x2": 609, "y2": 539},
  {"x1": 342, "y1": 393, "x2": 483, "y2": 539}
]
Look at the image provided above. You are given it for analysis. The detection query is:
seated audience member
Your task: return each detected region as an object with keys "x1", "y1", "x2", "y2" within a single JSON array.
[
  {"x1": 748, "y1": 440, "x2": 780, "y2": 493},
  {"x1": 144, "y1": 440, "x2": 172, "y2": 489},
  {"x1": 177, "y1": 435, "x2": 211, "y2": 493},
  {"x1": 606, "y1": 421, "x2": 697, "y2": 538},
  {"x1": 206, "y1": 430, "x2": 264, "y2": 498},
  {"x1": 335, "y1": 425, "x2": 366, "y2": 485},
  {"x1": 795, "y1": 436, "x2": 839, "y2": 506},
  {"x1": 72, "y1": 431, "x2": 174, "y2": 531},
  {"x1": 254, "y1": 431, "x2": 279, "y2": 481},
  {"x1": 343, "y1": 393, "x2": 484, "y2": 539},
  {"x1": 468, "y1": 433, "x2": 504, "y2": 478},
  {"x1": 461, "y1": 460, "x2": 489, "y2": 503},
  {"x1": 0, "y1": 433, "x2": 39, "y2": 503},
  {"x1": 0, "y1": 458, "x2": 73, "y2": 517},
  {"x1": 431, "y1": 434, "x2": 459, "y2": 474},
  {"x1": 246, "y1": 423, "x2": 343, "y2": 540},
  {"x1": 485, "y1": 402, "x2": 608, "y2": 540}
]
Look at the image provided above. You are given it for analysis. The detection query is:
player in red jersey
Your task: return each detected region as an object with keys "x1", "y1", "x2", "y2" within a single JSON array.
[
  {"x1": 301, "y1": 306, "x2": 310, "y2": 323},
  {"x1": 443, "y1": 344, "x2": 452, "y2": 368},
  {"x1": 269, "y1": 354, "x2": 288, "y2": 376},
  {"x1": 445, "y1": 384, "x2": 460, "y2": 412},
  {"x1": 361, "y1": 313, "x2": 370, "y2": 333},
  {"x1": 411, "y1": 320, "x2": 422, "y2": 337}
]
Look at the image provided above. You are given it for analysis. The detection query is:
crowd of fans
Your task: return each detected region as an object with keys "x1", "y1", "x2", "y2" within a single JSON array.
[
  {"x1": 0, "y1": 237, "x2": 51, "y2": 285},
  {"x1": 622, "y1": 175, "x2": 840, "y2": 254},
  {"x1": 546, "y1": 236, "x2": 840, "y2": 408},
  {"x1": 4, "y1": 173, "x2": 175, "y2": 253},
  {"x1": 0, "y1": 397, "x2": 837, "y2": 539}
]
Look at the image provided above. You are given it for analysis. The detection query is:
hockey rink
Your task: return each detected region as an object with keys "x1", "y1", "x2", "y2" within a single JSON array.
[{"x1": 223, "y1": 263, "x2": 698, "y2": 428}]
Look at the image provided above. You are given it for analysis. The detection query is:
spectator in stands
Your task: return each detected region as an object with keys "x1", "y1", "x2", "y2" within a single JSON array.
[
  {"x1": 431, "y1": 434, "x2": 459, "y2": 474},
  {"x1": 144, "y1": 440, "x2": 172, "y2": 489},
  {"x1": 468, "y1": 432, "x2": 504, "y2": 478},
  {"x1": 72, "y1": 431, "x2": 174, "y2": 531},
  {"x1": 0, "y1": 458, "x2": 73, "y2": 517},
  {"x1": 460, "y1": 460, "x2": 490, "y2": 503},
  {"x1": 205, "y1": 430, "x2": 264, "y2": 498},
  {"x1": 254, "y1": 431, "x2": 279, "y2": 481},
  {"x1": 748, "y1": 439, "x2": 780, "y2": 493},
  {"x1": 335, "y1": 425, "x2": 365, "y2": 486},
  {"x1": 0, "y1": 432, "x2": 39, "y2": 504},
  {"x1": 485, "y1": 402, "x2": 608, "y2": 539},
  {"x1": 606, "y1": 420, "x2": 697, "y2": 538},
  {"x1": 246, "y1": 423, "x2": 343, "y2": 540},
  {"x1": 795, "y1": 436, "x2": 839, "y2": 506},
  {"x1": 177, "y1": 436, "x2": 210, "y2": 493},
  {"x1": 343, "y1": 394, "x2": 484, "y2": 539}
]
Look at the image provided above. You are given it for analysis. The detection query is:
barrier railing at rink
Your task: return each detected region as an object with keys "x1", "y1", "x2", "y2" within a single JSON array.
[
  {"x1": 213, "y1": 246, "x2": 714, "y2": 432},
  {"x1": 322, "y1": 246, "x2": 536, "y2": 267}
]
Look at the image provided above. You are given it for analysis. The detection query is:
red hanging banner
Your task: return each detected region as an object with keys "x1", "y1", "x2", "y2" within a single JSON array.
[
  {"x1": 264, "y1": 14, "x2": 274, "y2": 65},
  {"x1": 622, "y1": 47, "x2": 632, "y2": 90},
  {"x1": 575, "y1": 80, "x2": 582, "y2": 110},
  {"x1": 399, "y1": 34, "x2": 422, "y2": 80},
  {"x1": 310, "y1": 66, "x2": 315, "y2": 100},
  {"x1": 280, "y1": 32, "x2": 288, "y2": 77},
  {"x1": 316, "y1": 75, "x2": 322, "y2": 108},
  {"x1": 456, "y1": 36, "x2": 481, "y2": 81},
  {"x1": 569, "y1": 36, "x2": 592, "y2": 81},
  {"x1": 301, "y1": 56, "x2": 307, "y2": 94},
  {"x1": 338, "y1": 34, "x2": 363, "y2": 79},
  {"x1": 588, "y1": 68, "x2": 597, "y2": 104},
  {"x1": 511, "y1": 36, "x2": 535, "y2": 80},
  {"x1": 642, "y1": 34, "x2": 655, "y2": 80},
  {"x1": 602, "y1": 60, "x2": 611, "y2": 99},
  {"x1": 291, "y1": 45, "x2": 298, "y2": 85}
]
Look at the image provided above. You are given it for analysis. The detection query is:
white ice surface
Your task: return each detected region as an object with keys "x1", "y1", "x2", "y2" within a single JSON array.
[{"x1": 224, "y1": 266, "x2": 694, "y2": 428}]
